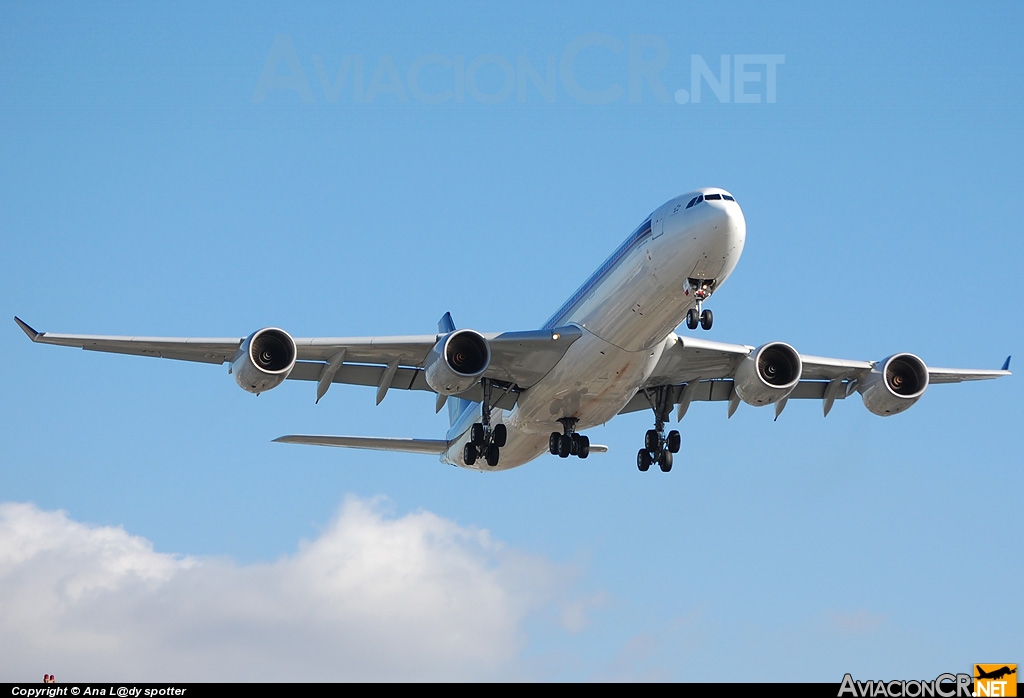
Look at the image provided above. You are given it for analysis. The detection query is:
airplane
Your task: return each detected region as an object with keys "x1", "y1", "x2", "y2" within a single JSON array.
[
  {"x1": 14, "y1": 187, "x2": 1012, "y2": 473},
  {"x1": 975, "y1": 666, "x2": 1016, "y2": 681}
]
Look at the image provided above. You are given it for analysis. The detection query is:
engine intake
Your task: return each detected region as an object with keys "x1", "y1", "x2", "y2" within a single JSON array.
[
  {"x1": 232, "y1": 327, "x2": 297, "y2": 394},
  {"x1": 734, "y1": 341, "x2": 803, "y2": 406},
  {"x1": 858, "y1": 353, "x2": 929, "y2": 416},
  {"x1": 424, "y1": 329, "x2": 491, "y2": 395}
]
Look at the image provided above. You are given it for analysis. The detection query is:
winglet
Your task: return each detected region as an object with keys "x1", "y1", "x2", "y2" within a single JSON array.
[
  {"x1": 13, "y1": 316, "x2": 41, "y2": 341},
  {"x1": 1001, "y1": 355, "x2": 1011, "y2": 371}
]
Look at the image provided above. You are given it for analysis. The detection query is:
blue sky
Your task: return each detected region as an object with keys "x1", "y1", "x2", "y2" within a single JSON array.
[{"x1": 1, "y1": 1, "x2": 1021, "y2": 682}]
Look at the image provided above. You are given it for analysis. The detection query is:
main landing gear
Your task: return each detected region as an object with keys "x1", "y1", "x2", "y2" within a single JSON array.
[
  {"x1": 637, "y1": 385, "x2": 681, "y2": 472},
  {"x1": 548, "y1": 417, "x2": 590, "y2": 459},
  {"x1": 685, "y1": 279, "x2": 715, "y2": 331},
  {"x1": 463, "y1": 378, "x2": 507, "y2": 468}
]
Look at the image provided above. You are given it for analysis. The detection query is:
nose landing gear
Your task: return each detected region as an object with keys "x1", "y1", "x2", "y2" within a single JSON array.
[
  {"x1": 548, "y1": 417, "x2": 590, "y2": 459},
  {"x1": 637, "y1": 385, "x2": 681, "y2": 472},
  {"x1": 685, "y1": 279, "x2": 715, "y2": 330}
]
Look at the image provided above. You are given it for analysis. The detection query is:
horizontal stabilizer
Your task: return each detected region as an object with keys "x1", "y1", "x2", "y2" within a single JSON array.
[{"x1": 273, "y1": 434, "x2": 448, "y2": 454}]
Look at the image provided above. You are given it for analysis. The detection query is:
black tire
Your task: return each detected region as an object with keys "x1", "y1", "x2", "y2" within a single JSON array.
[
  {"x1": 548, "y1": 432, "x2": 561, "y2": 455},
  {"x1": 471, "y1": 423, "x2": 486, "y2": 446},
  {"x1": 686, "y1": 308, "x2": 699, "y2": 330},
  {"x1": 667, "y1": 430, "x2": 681, "y2": 453},
  {"x1": 659, "y1": 450, "x2": 673, "y2": 472},
  {"x1": 570, "y1": 434, "x2": 580, "y2": 455},
  {"x1": 645, "y1": 429, "x2": 660, "y2": 453},
  {"x1": 577, "y1": 435, "x2": 590, "y2": 459},
  {"x1": 700, "y1": 308, "x2": 713, "y2": 330},
  {"x1": 463, "y1": 442, "x2": 477, "y2": 466},
  {"x1": 492, "y1": 423, "x2": 507, "y2": 448},
  {"x1": 558, "y1": 434, "x2": 573, "y2": 458},
  {"x1": 486, "y1": 444, "x2": 500, "y2": 467},
  {"x1": 637, "y1": 449, "x2": 652, "y2": 472}
]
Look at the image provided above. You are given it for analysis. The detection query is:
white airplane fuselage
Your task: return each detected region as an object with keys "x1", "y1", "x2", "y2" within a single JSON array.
[{"x1": 444, "y1": 188, "x2": 747, "y2": 470}]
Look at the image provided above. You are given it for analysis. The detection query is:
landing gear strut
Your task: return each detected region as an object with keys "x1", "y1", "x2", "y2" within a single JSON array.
[
  {"x1": 685, "y1": 279, "x2": 715, "y2": 331},
  {"x1": 637, "y1": 385, "x2": 681, "y2": 472},
  {"x1": 548, "y1": 417, "x2": 590, "y2": 459},
  {"x1": 464, "y1": 378, "x2": 508, "y2": 468}
]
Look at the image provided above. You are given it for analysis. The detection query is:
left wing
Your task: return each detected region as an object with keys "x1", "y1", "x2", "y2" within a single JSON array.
[
  {"x1": 14, "y1": 317, "x2": 243, "y2": 364},
  {"x1": 14, "y1": 317, "x2": 582, "y2": 406},
  {"x1": 622, "y1": 333, "x2": 1010, "y2": 418}
]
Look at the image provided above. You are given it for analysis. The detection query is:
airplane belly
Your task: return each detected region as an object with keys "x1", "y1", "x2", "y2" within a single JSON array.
[
  {"x1": 510, "y1": 328, "x2": 660, "y2": 434},
  {"x1": 443, "y1": 409, "x2": 549, "y2": 472},
  {"x1": 570, "y1": 229, "x2": 714, "y2": 353}
]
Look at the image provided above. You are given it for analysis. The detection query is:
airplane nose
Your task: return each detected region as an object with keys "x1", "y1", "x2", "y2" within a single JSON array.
[{"x1": 706, "y1": 198, "x2": 746, "y2": 257}]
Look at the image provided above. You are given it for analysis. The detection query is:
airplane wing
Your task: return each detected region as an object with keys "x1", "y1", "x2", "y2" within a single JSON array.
[
  {"x1": 13, "y1": 317, "x2": 582, "y2": 407},
  {"x1": 623, "y1": 333, "x2": 1011, "y2": 418}
]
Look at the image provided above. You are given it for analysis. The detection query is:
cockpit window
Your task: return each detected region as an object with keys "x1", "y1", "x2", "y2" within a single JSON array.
[{"x1": 686, "y1": 193, "x2": 735, "y2": 209}]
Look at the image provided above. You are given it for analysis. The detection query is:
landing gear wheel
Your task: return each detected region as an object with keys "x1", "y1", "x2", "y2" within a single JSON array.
[
  {"x1": 700, "y1": 308, "x2": 714, "y2": 331},
  {"x1": 658, "y1": 450, "x2": 673, "y2": 472},
  {"x1": 485, "y1": 444, "x2": 500, "y2": 467},
  {"x1": 471, "y1": 423, "x2": 486, "y2": 446},
  {"x1": 637, "y1": 449, "x2": 652, "y2": 472},
  {"x1": 558, "y1": 434, "x2": 573, "y2": 459},
  {"x1": 577, "y1": 435, "x2": 590, "y2": 459},
  {"x1": 463, "y1": 442, "x2": 477, "y2": 466},
  {"x1": 686, "y1": 308, "x2": 699, "y2": 330},
  {"x1": 548, "y1": 432, "x2": 560, "y2": 455},
  {"x1": 667, "y1": 430, "x2": 681, "y2": 454},
  {"x1": 492, "y1": 424, "x2": 507, "y2": 448},
  {"x1": 645, "y1": 429, "x2": 660, "y2": 453}
]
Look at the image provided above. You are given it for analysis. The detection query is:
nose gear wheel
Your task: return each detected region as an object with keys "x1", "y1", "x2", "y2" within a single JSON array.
[{"x1": 686, "y1": 279, "x2": 715, "y2": 331}]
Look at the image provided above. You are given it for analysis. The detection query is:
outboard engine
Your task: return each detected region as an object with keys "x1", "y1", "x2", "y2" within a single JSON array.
[
  {"x1": 858, "y1": 353, "x2": 929, "y2": 416},
  {"x1": 232, "y1": 328, "x2": 297, "y2": 394}
]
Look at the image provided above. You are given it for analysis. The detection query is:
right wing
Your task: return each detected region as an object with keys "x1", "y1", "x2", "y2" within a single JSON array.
[{"x1": 622, "y1": 333, "x2": 1010, "y2": 418}]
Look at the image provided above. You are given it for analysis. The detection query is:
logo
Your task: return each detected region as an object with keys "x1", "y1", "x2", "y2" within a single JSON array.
[
  {"x1": 837, "y1": 668, "x2": 1020, "y2": 698},
  {"x1": 974, "y1": 665, "x2": 1017, "y2": 697}
]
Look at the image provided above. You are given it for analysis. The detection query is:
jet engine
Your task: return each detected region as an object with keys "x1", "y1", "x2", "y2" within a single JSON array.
[
  {"x1": 733, "y1": 341, "x2": 802, "y2": 406},
  {"x1": 424, "y1": 329, "x2": 491, "y2": 395},
  {"x1": 857, "y1": 353, "x2": 929, "y2": 416},
  {"x1": 232, "y1": 327, "x2": 297, "y2": 394}
]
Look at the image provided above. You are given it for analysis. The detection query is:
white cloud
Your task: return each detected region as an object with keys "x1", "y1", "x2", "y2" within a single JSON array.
[{"x1": 0, "y1": 497, "x2": 575, "y2": 681}]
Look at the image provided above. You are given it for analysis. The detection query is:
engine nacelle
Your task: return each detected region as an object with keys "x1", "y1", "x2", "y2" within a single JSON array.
[
  {"x1": 858, "y1": 353, "x2": 929, "y2": 416},
  {"x1": 232, "y1": 327, "x2": 297, "y2": 394},
  {"x1": 734, "y1": 341, "x2": 802, "y2": 406},
  {"x1": 424, "y1": 329, "x2": 491, "y2": 395}
]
